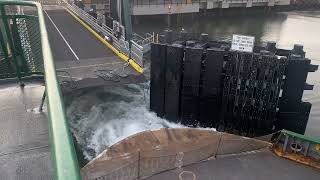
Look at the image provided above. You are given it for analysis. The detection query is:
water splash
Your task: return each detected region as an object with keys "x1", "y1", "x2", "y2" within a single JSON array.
[{"x1": 66, "y1": 83, "x2": 184, "y2": 160}]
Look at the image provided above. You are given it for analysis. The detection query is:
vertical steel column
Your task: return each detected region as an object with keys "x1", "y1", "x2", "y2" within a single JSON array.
[
  {"x1": 150, "y1": 44, "x2": 167, "y2": 117},
  {"x1": 110, "y1": 0, "x2": 118, "y2": 21},
  {"x1": 164, "y1": 45, "x2": 184, "y2": 122},
  {"x1": 122, "y1": 0, "x2": 133, "y2": 60},
  {"x1": 122, "y1": 0, "x2": 132, "y2": 40},
  {"x1": 0, "y1": 5, "x2": 23, "y2": 85},
  {"x1": 39, "y1": 89, "x2": 46, "y2": 112}
]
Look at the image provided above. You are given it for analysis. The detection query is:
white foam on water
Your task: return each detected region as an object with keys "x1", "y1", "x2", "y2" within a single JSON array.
[{"x1": 66, "y1": 83, "x2": 184, "y2": 160}]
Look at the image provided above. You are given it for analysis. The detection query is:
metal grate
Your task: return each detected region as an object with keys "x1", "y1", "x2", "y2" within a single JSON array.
[
  {"x1": 0, "y1": 5, "x2": 44, "y2": 80},
  {"x1": 17, "y1": 17, "x2": 44, "y2": 74}
]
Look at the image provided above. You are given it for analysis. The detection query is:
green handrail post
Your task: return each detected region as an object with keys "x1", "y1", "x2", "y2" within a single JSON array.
[
  {"x1": 0, "y1": 21, "x2": 14, "y2": 77},
  {"x1": 0, "y1": 1, "x2": 82, "y2": 179},
  {"x1": 0, "y1": 4, "x2": 23, "y2": 85},
  {"x1": 36, "y1": 2, "x2": 82, "y2": 179}
]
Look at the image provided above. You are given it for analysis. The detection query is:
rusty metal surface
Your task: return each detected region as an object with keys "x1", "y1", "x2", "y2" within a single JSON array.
[
  {"x1": 273, "y1": 130, "x2": 320, "y2": 170},
  {"x1": 274, "y1": 147, "x2": 320, "y2": 170}
]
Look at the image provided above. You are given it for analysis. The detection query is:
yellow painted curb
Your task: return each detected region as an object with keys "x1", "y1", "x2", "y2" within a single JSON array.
[{"x1": 65, "y1": 8, "x2": 143, "y2": 74}]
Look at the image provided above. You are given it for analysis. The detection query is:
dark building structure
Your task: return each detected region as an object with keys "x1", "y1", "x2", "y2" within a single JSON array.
[{"x1": 150, "y1": 32, "x2": 318, "y2": 136}]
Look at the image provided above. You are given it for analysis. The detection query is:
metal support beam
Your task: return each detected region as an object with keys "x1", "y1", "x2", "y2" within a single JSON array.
[
  {"x1": 0, "y1": 15, "x2": 14, "y2": 77},
  {"x1": 122, "y1": 0, "x2": 132, "y2": 41},
  {"x1": 39, "y1": 89, "x2": 46, "y2": 112},
  {"x1": 0, "y1": 5, "x2": 23, "y2": 85}
]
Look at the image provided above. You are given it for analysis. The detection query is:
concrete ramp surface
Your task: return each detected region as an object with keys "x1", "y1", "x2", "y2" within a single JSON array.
[{"x1": 44, "y1": 8, "x2": 142, "y2": 92}]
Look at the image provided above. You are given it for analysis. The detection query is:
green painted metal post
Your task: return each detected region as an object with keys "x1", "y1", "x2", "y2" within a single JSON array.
[
  {"x1": 0, "y1": 1, "x2": 82, "y2": 179},
  {"x1": 35, "y1": 2, "x2": 82, "y2": 179},
  {"x1": 0, "y1": 18, "x2": 14, "y2": 77},
  {"x1": 0, "y1": 5, "x2": 23, "y2": 85}
]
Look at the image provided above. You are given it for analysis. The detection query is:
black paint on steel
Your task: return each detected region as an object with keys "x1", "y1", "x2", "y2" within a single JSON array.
[
  {"x1": 150, "y1": 33, "x2": 318, "y2": 136},
  {"x1": 150, "y1": 43, "x2": 166, "y2": 117},
  {"x1": 280, "y1": 59, "x2": 310, "y2": 108},
  {"x1": 180, "y1": 96, "x2": 200, "y2": 126},
  {"x1": 181, "y1": 48, "x2": 203, "y2": 97},
  {"x1": 277, "y1": 45, "x2": 315, "y2": 134},
  {"x1": 164, "y1": 45, "x2": 184, "y2": 122},
  {"x1": 180, "y1": 47, "x2": 203, "y2": 126},
  {"x1": 199, "y1": 48, "x2": 224, "y2": 127},
  {"x1": 278, "y1": 102, "x2": 312, "y2": 134}
]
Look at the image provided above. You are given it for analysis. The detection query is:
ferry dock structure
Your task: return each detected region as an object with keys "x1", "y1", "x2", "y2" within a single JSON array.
[
  {"x1": 131, "y1": 0, "x2": 292, "y2": 15},
  {"x1": 0, "y1": 1, "x2": 319, "y2": 180}
]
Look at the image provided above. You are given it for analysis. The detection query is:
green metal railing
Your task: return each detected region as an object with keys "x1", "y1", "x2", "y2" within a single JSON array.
[
  {"x1": 0, "y1": 0, "x2": 44, "y2": 82},
  {"x1": 281, "y1": 129, "x2": 320, "y2": 145},
  {"x1": 0, "y1": 1, "x2": 81, "y2": 180},
  {"x1": 273, "y1": 129, "x2": 320, "y2": 168}
]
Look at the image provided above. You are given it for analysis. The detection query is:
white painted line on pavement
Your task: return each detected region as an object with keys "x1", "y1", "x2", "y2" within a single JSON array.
[{"x1": 44, "y1": 10, "x2": 80, "y2": 61}]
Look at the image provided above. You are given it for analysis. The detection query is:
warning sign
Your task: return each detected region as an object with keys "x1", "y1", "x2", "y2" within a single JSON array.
[{"x1": 231, "y1": 34, "x2": 255, "y2": 53}]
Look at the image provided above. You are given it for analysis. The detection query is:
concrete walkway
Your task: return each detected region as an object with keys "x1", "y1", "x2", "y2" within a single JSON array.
[{"x1": 0, "y1": 81, "x2": 52, "y2": 180}]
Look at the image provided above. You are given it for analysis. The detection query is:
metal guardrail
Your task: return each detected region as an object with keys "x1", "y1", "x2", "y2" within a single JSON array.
[
  {"x1": 62, "y1": 1, "x2": 148, "y2": 67},
  {"x1": 0, "y1": 1, "x2": 81, "y2": 180},
  {"x1": 64, "y1": 2, "x2": 125, "y2": 50},
  {"x1": 281, "y1": 130, "x2": 320, "y2": 144}
]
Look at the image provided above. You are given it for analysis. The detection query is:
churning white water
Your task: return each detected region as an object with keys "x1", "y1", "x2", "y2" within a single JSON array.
[{"x1": 66, "y1": 83, "x2": 184, "y2": 160}]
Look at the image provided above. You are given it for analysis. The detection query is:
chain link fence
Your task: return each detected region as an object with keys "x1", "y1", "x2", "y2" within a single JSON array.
[
  {"x1": 17, "y1": 17, "x2": 43, "y2": 73},
  {"x1": 0, "y1": 4, "x2": 43, "y2": 80}
]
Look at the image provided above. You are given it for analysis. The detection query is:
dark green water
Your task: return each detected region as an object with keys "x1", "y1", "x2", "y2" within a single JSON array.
[{"x1": 133, "y1": 11, "x2": 320, "y2": 138}]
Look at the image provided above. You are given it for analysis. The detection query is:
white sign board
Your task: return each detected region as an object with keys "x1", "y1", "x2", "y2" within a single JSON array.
[{"x1": 231, "y1": 34, "x2": 255, "y2": 53}]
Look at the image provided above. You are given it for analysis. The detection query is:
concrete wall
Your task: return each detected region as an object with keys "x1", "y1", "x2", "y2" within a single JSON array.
[
  {"x1": 132, "y1": 0, "x2": 291, "y2": 15},
  {"x1": 132, "y1": 3, "x2": 200, "y2": 15},
  {"x1": 83, "y1": 2, "x2": 110, "y2": 15}
]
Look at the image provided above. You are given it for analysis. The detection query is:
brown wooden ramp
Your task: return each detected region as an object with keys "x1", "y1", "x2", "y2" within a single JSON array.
[{"x1": 79, "y1": 128, "x2": 319, "y2": 180}]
